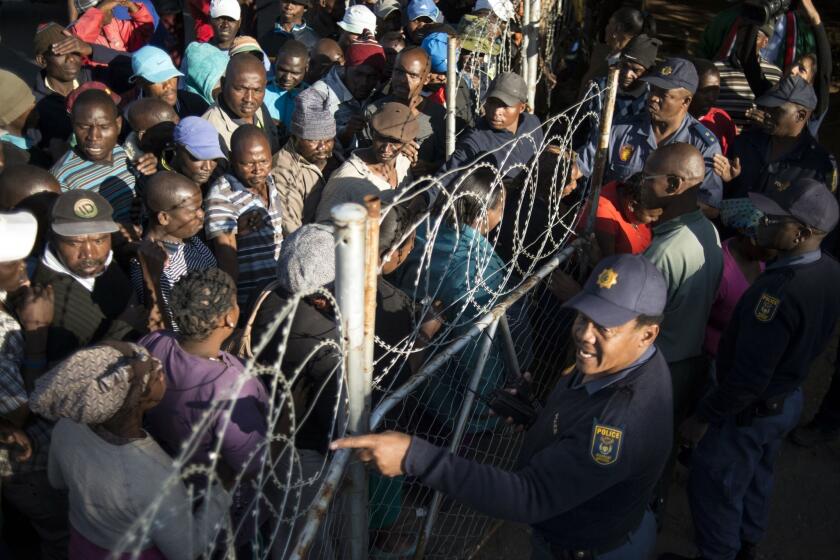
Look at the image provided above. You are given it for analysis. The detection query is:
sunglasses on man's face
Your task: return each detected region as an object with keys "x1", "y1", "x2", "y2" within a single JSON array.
[{"x1": 759, "y1": 214, "x2": 804, "y2": 228}]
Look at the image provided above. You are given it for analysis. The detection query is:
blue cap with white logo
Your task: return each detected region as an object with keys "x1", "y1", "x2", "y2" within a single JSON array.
[
  {"x1": 563, "y1": 254, "x2": 667, "y2": 328},
  {"x1": 407, "y1": 0, "x2": 441, "y2": 21},
  {"x1": 130, "y1": 46, "x2": 184, "y2": 85}
]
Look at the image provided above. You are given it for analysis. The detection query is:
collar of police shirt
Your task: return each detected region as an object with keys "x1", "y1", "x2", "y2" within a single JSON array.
[
  {"x1": 570, "y1": 345, "x2": 657, "y2": 395},
  {"x1": 765, "y1": 249, "x2": 821, "y2": 271}
]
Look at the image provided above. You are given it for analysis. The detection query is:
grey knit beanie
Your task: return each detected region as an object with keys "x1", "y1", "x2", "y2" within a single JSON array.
[
  {"x1": 277, "y1": 223, "x2": 337, "y2": 294},
  {"x1": 291, "y1": 88, "x2": 337, "y2": 141}
]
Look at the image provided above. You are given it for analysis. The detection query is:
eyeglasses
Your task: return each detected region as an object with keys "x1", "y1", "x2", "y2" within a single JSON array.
[{"x1": 759, "y1": 215, "x2": 803, "y2": 227}]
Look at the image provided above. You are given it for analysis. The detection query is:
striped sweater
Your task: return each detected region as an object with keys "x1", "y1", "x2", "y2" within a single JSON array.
[
  {"x1": 50, "y1": 145, "x2": 138, "y2": 222},
  {"x1": 714, "y1": 60, "x2": 783, "y2": 131}
]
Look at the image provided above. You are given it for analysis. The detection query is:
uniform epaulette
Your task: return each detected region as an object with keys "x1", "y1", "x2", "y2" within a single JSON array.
[{"x1": 691, "y1": 121, "x2": 719, "y2": 147}]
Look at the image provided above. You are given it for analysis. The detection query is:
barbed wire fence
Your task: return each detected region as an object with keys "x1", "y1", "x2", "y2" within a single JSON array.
[{"x1": 107, "y1": 8, "x2": 626, "y2": 559}]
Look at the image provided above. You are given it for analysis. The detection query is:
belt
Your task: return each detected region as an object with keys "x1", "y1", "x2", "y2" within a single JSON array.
[
  {"x1": 547, "y1": 506, "x2": 645, "y2": 559},
  {"x1": 735, "y1": 391, "x2": 794, "y2": 427}
]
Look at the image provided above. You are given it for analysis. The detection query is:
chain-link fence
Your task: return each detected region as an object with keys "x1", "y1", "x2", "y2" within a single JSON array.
[{"x1": 108, "y1": 12, "x2": 623, "y2": 559}]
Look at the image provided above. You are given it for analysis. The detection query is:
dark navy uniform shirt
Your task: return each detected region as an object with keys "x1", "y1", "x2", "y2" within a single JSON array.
[
  {"x1": 442, "y1": 113, "x2": 544, "y2": 182},
  {"x1": 577, "y1": 112, "x2": 724, "y2": 208},
  {"x1": 404, "y1": 346, "x2": 673, "y2": 550},
  {"x1": 698, "y1": 251, "x2": 840, "y2": 424},
  {"x1": 725, "y1": 128, "x2": 838, "y2": 200}
]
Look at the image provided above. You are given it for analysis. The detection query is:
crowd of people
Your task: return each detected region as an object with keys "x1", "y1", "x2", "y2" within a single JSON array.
[{"x1": 0, "y1": 0, "x2": 837, "y2": 558}]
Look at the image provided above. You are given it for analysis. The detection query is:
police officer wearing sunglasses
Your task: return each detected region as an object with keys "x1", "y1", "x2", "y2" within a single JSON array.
[
  {"x1": 669, "y1": 178, "x2": 840, "y2": 560},
  {"x1": 333, "y1": 254, "x2": 674, "y2": 559}
]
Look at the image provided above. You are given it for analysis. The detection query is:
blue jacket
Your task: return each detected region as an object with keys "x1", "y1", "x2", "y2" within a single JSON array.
[{"x1": 394, "y1": 221, "x2": 510, "y2": 432}]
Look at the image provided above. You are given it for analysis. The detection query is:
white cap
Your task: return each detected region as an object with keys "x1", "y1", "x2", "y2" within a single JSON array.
[
  {"x1": 210, "y1": 0, "x2": 241, "y2": 20},
  {"x1": 337, "y1": 5, "x2": 377, "y2": 36},
  {"x1": 474, "y1": 0, "x2": 515, "y2": 21},
  {"x1": 0, "y1": 211, "x2": 37, "y2": 262}
]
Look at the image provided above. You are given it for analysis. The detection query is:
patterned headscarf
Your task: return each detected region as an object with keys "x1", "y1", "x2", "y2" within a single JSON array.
[
  {"x1": 31, "y1": 342, "x2": 155, "y2": 425},
  {"x1": 720, "y1": 198, "x2": 763, "y2": 237}
]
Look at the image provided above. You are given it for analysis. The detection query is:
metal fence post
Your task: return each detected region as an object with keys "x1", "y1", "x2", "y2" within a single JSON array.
[
  {"x1": 586, "y1": 66, "x2": 620, "y2": 232},
  {"x1": 497, "y1": 315, "x2": 521, "y2": 378},
  {"x1": 414, "y1": 318, "x2": 501, "y2": 559},
  {"x1": 332, "y1": 202, "x2": 369, "y2": 560},
  {"x1": 521, "y1": 0, "x2": 531, "y2": 91},
  {"x1": 445, "y1": 35, "x2": 458, "y2": 160},
  {"x1": 526, "y1": 0, "x2": 541, "y2": 110}
]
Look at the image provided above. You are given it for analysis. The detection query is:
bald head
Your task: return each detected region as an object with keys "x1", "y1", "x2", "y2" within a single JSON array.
[
  {"x1": 230, "y1": 124, "x2": 270, "y2": 161},
  {"x1": 226, "y1": 53, "x2": 266, "y2": 81},
  {"x1": 391, "y1": 47, "x2": 431, "y2": 102},
  {"x1": 647, "y1": 143, "x2": 705, "y2": 180},
  {"x1": 127, "y1": 98, "x2": 179, "y2": 134},
  {"x1": 71, "y1": 89, "x2": 119, "y2": 121},
  {"x1": 279, "y1": 39, "x2": 309, "y2": 61},
  {"x1": 307, "y1": 39, "x2": 344, "y2": 83},
  {"x1": 230, "y1": 124, "x2": 271, "y2": 189},
  {"x1": 396, "y1": 47, "x2": 430, "y2": 73},
  {"x1": 145, "y1": 171, "x2": 200, "y2": 213},
  {"x1": 313, "y1": 38, "x2": 343, "y2": 63},
  {"x1": 0, "y1": 165, "x2": 61, "y2": 210},
  {"x1": 223, "y1": 55, "x2": 267, "y2": 120}
]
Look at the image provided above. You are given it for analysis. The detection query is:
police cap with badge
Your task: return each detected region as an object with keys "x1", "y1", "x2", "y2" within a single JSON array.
[{"x1": 565, "y1": 253, "x2": 668, "y2": 328}]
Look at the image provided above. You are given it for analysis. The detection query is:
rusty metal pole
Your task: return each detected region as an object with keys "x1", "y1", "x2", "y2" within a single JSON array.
[
  {"x1": 362, "y1": 195, "x2": 380, "y2": 414},
  {"x1": 332, "y1": 202, "x2": 369, "y2": 560},
  {"x1": 445, "y1": 35, "x2": 458, "y2": 160},
  {"x1": 586, "y1": 66, "x2": 620, "y2": 232}
]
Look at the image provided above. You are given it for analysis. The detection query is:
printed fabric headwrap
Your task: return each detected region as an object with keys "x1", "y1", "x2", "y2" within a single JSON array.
[
  {"x1": 720, "y1": 197, "x2": 763, "y2": 237},
  {"x1": 30, "y1": 342, "x2": 155, "y2": 425}
]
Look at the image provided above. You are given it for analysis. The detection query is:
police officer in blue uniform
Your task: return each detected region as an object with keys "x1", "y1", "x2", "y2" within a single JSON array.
[
  {"x1": 333, "y1": 254, "x2": 674, "y2": 559},
  {"x1": 716, "y1": 75, "x2": 838, "y2": 200},
  {"x1": 577, "y1": 57, "x2": 724, "y2": 210},
  {"x1": 575, "y1": 34, "x2": 661, "y2": 148},
  {"x1": 671, "y1": 179, "x2": 840, "y2": 560}
]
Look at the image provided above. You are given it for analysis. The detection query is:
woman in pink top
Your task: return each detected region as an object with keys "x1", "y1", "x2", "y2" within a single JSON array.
[{"x1": 704, "y1": 199, "x2": 776, "y2": 357}]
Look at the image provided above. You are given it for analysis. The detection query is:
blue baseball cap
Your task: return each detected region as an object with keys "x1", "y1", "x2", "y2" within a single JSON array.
[
  {"x1": 755, "y1": 75, "x2": 817, "y2": 111},
  {"x1": 563, "y1": 254, "x2": 667, "y2": 328},
  {"x1": 421, "y1": 32, "x2": 456, "y2": 74},
  {"x1": 407, "y1": 0, "x2": 440, "y2": 21},
  {"x1": 130, "y1": 46, "x2": 184, "y2": 84},
  {"x1": 749, "y1": 178, "x2": 839, "y2": 233},
  {"x1": 640, "y1": 57, "x2": 698, "y2": 94},
  {"x1": 173, "y1": 117, "x2": 226, "y2": 160}
]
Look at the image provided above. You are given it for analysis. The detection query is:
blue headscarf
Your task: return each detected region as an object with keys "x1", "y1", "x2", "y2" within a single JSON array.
[{"x1": 181, "y1": 42, "x2": 229, "y2": 106}]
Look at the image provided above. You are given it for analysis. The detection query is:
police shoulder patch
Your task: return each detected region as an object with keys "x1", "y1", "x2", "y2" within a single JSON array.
[
  {"x1": 691, "y1": 122, "x2": 718, "y2": 148},
  {"x1": 590, "y1": 421, "x2": 624, "y2": 466},
  {"x1": 754, "y1": 292, "x2": 781, "y2": 322}
]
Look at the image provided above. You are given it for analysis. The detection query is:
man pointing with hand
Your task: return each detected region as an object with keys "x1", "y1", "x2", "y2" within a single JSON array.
[{"x1": 332, "y1": 253, "x2": 674, "y2": 560}]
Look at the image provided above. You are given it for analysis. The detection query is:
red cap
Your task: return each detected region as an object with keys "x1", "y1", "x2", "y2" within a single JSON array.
[
  {"x1": 345, "y1": 41, "x2": 386, "y2": 73},
  {"x1": 65, "y1": 82, "x2": 122, "y2": 115}
]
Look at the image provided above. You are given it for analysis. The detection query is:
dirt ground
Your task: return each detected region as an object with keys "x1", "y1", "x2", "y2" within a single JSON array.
[{"x1": 477, "y1": 1, "x2": 840, "y2": 558}]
